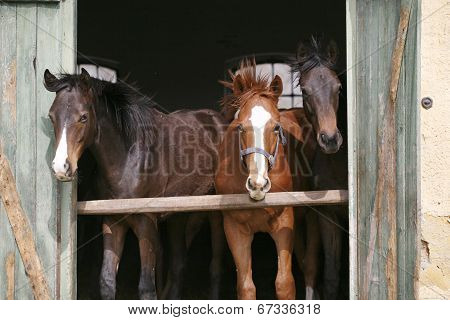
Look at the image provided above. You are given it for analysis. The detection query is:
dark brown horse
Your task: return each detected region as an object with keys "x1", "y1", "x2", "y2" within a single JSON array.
[
  {"x1": 292, "y1": 37, "x2": 348, "y2": 299},
  {"x1": 44, "y1": 69, "x2": 226, "y2": 299},
  {"x1": 216, "y1": 60, "x2": 304, "y2": 299}
]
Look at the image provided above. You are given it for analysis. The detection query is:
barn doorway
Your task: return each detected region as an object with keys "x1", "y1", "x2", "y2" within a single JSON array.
[{"x1": 75, "y1": 0, "x2": 348, "y2": 299}]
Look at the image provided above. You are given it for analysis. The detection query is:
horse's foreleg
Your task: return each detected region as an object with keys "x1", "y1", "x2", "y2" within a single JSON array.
[
  {"x1": 304, "y1": 210, "x2": 321, "y2": 300},
  {"x1": 130, "y1": 215, "x2": 159, "y2": 300},
  {"x1": 319, "y1": 209, "x2": 342, "y2": 299},
  {"x1": 271, "y1": 207, "x2": 296, "y2": 300},
  {"x1": 223, "y1": 213, "x2": 255, "y2": 300},
  {"x1": 208, "y1": 213, "x2": 225, "y2": 299},
  {"x1": 99, "y1": 216, "x2": 128, "y2": 300},
  {"x1": 161, "y1": 214, "x2": 188, "y2": 299}
]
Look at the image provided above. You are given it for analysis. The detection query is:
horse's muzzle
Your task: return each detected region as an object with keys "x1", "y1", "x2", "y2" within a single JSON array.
[
  {"x1": 52, "y1": 161, "x2": 75, "y2": 182},
  {"x1": 318, "y1": 130, "x2": 343, "y2": 154},
  {"x1": 246, "y1": 176, "x2": 271, "y2": 201}
]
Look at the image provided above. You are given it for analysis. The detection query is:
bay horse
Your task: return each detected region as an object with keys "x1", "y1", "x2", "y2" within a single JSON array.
[
  {"x1": 44, "y1": 69, "x2": 226, "y2": 299},
  {"x1": 215, "y1": 60, "x2": 304, "y2": 299},
  {"x1": 292, "y1": 37, "x2": 348, "y2": 299}
]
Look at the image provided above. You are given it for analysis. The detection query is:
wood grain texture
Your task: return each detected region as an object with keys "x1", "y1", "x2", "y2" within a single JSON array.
[
  {"x1": 351, "y1": 0, "x2": 418, "y2": 299},
  {"x1": 15, "y1": 3, "x2": 37, "y2": 300},
  {"x1": 384, "y1": 4, "x2": 411, "y2": 300},
  {"x1": 346, "y1": 0, "x2": 358, "y2": 300},
  {"x1": 0, "y1": 0, "x2": 77, "y2": 300},
  {"x1": 0, "y1": 145, "x2": 51, "y2": 300},
  {"x1": 35, "y1": 3, "x2": 60, "y2": 299},
  {"x1": 6, "y1": 252, "x2": 15, "y2": 299},
  {"x1": 0, "y1": 2, "x2": 19, "y2": 300},
  {"x1": 78, "y1": 190, "x2": 349, "y2": 215}
]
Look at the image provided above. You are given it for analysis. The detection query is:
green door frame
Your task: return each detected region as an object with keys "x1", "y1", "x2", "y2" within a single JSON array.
[
  {"x1": 346, "y1": 0, "x2": 420, "y2": 299},
  {"x1": 0, "y1": 0, "x2": 77, "y2": 299}
]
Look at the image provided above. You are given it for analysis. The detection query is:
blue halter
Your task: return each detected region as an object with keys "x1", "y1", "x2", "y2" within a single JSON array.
[{"x1": 238, "y1": 124, "x2": 287, "y2": 169}]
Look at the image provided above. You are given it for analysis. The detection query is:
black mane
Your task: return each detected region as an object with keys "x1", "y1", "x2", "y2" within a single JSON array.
[
  {"x1": 48, "y1": 74, "x2": 158, "y2": 149},
  {"x1": 291, "y1": 36, "x2": 337, "y2": 75}
]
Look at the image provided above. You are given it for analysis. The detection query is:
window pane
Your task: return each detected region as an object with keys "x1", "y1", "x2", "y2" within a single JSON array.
[
  {"x1": 293, "y1": 96, "x2": 304, "y2": 108},
  {"x1": 255, "y1": 63, "x2": 273, "y2": 79},
  {"x1": 278, "y1": 96, "x2": 292, "y2": 109},
  {"x1": 98, "y1": 67, "x2": 117, "y2": 83},
  {"x1": 293, "y1": 71, "x2": 301, "y2": 95},
  {"x1": 274, "y1": 63, "x2": 292, "y2": 95}
]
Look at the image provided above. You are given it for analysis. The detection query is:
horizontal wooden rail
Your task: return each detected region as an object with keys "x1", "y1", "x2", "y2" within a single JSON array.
[{"x1": 78, "y1": 190, "x2": 348, "y2": 215}]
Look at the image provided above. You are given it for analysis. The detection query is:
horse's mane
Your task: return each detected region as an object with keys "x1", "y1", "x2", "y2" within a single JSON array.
[
  {"x1": 291, "y1": 36, "x2": 338, "y2": 76},
  {"x1": 220, "y1": 59, "x2": 278, "y2": 123},
  {"x1": 47, "y1": 73, "x2": 158, "y2": 149}
]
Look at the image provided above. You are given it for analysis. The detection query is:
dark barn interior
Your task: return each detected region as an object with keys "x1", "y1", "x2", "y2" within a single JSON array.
[{"x1": 76, "y1": 0, "x2": 347, "y2": 299}]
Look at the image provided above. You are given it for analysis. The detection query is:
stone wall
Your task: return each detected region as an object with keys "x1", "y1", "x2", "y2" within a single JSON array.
[{"x1": 418, "y1": 0, "x2": 450, "y2": 300}]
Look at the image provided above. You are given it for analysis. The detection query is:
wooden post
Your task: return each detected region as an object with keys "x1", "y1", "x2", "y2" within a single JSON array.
[
  {"x1": 0, "y1": 145, "x2": 51, "y2": 300},
  {"x1": 363, "y1": 4, "x2": 411, "y2": 300}
]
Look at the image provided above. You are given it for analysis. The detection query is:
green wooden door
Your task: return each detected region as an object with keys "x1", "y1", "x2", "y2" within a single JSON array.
[
  {"x1": 0, "y1": 0, "x2": 77, "y2": 299},
  {"x1": 347, "y1": 0, "x2": 419, "y2": 299}
]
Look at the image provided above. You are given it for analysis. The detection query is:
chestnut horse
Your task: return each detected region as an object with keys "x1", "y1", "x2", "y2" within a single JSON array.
[
  {"x1": 44, "y1": 69, "x2": 226, "y2": 299},
  {"x1": 292, "y1": 37, "x2": 348, "y2": 299},
  {"x1": 215, "y1": 60, "x2": 304, "y2": 299}
]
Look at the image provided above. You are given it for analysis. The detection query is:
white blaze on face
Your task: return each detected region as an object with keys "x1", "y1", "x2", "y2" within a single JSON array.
[
  {"x1": 249, "y1": 105, "x2": 271, "y2": 185},
  {"x1": 52, "y1": 125, "x2": 68, "y2": 175}
]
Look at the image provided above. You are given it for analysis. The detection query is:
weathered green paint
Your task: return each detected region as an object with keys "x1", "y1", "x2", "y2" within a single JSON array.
[
  {"x1": 15, "y1": 2, "x2": 38, "y2": 300},
  {"x1": 347, "y1": 0, "x2": 419, "y2": 299},
  {"x1": 0, "y1": 0, "x2": 76, "y2": 299},
  {"x1": 0, "y1": 1, "x2": 19, "y2": 300}
]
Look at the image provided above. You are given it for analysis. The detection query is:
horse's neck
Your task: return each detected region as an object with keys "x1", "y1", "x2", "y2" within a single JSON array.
[
  {"x1": 89, "y1": 104, "x2": 159, "y2": 192},
  {"x1": 89, "y1": 115, "x2": 128, "y2": 183}
]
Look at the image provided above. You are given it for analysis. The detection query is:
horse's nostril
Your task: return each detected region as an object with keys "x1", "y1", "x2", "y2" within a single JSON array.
[
  {"x1": 320, "y1": 133, "x2": 327, "y2": 143},
  {"x1": 247, "y1": 178, "x2": 253, "y2": 189}
]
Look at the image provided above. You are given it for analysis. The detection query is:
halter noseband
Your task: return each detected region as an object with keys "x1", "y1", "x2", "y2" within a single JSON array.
[{"x1": 238, "y1": 124, "x2": 287, "y2": 169}]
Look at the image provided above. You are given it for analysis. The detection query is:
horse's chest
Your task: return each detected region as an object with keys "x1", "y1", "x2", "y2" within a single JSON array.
[{"x1": 226, "y1": 207, "x2": 284, "y2": 232}]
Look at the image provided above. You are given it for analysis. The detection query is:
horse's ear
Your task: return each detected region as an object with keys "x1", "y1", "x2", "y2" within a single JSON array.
[
  {"x1": 326, "y1": 40, "x2": 339, "y2": 65},
  {"x1": 80, "y1": 68, "x2": 91, "y2": 84},
  {"x1": 44, "y1": 69, "x2": 59, "y2": 92},
  {"x1": 280, "y1": 114, "x2": 303, "y2": 143},
  {"x1": 233, "y1": 74, "x2": 245, "y2": 96},
  {"x1": 270, "y1": 75, "x2": 283, "y2": 98}
]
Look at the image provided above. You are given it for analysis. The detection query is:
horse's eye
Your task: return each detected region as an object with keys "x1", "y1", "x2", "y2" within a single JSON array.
[
  {"x1": 48, "y1": 114, "x2": 54, "y2": 122},
  {"x1": 237, "y1": 124, "x2": 244, "y2": 132},
  {"x1": 80, "y1": 114, "x2": 88, "y2": 123}
]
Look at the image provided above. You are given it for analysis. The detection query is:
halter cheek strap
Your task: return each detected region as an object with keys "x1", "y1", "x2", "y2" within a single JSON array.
[{"x1": 239, "y1": 124, "x2": 287, "y2": 169}]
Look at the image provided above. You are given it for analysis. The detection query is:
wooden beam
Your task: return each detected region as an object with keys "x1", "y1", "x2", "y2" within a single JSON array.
[
  {"x1": 0, "y1": 146, "x2": 51, "y2": 300},
  {"x1": 78, "y1": 190, "x2": 349, "y2": 215}
]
